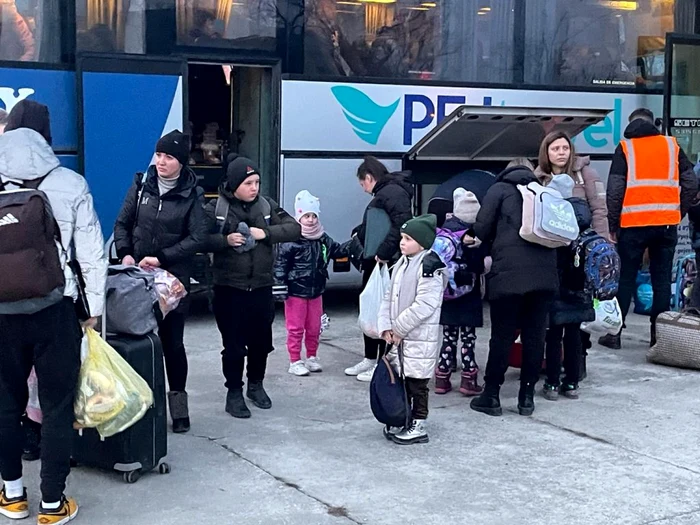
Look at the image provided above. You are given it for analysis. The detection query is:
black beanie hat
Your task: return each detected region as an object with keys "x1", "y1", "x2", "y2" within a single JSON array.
[
  {"x1": 226, "y1": 154, "x2": 260, "y2": 192},
  {"x1": 5, "y1": 100, "x2": 52, "y2": 145},
  {"x1": 401, "y1": 214, "x2": 438, "y2": 250},
  {"x1": 156, "y1": 130, "x2": 190, "y2": 166}
]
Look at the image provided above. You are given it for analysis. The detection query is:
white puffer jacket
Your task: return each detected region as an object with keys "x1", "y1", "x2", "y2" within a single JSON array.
[
  {"x1": 378, "y1": 250, "x2": 446, "y2": 380},
  {"x1": 0, "y1": 129, "x2": 107, "y2": 316}
]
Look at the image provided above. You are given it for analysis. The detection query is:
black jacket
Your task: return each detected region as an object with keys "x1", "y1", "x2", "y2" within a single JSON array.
[
  {"x1": 607, "y1": 119, "x2": 698, "y2": 234},
  {"x1": 354, "y1": 173, "x2": 413, "y2": 263},
  {"x1": 205, "y1": 189, "x2": 301, "y2": 291},
  {"x1": 114, "y1": 166, "x2": 208, "y2": 290},
  {"x1": 274, "y1": 234, "x2": 346, "y2": 299},
  {"x1": 439, "y1": 216, "x2": 487, "y2": 328},
  {"x1": 473, "y1": 167, "x2": 558, "y2": 301}
]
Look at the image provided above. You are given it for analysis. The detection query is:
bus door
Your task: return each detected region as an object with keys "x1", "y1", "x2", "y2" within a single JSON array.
[
  {"x1": 664, "y1": 33, "x2": 700, "y2": 167},
  {"x1": 78, "y1": 54, "x2": 187, "y2": 240}
]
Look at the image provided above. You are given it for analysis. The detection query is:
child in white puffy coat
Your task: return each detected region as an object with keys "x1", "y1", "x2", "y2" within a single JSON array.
[{"x1": 378, "y1": 214, "x2": 446, "y2": 445}]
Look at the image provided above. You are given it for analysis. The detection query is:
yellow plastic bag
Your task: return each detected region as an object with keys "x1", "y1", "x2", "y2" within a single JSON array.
[{"x1": 74, "y1": 328, "x2": 154, "y2": 438}]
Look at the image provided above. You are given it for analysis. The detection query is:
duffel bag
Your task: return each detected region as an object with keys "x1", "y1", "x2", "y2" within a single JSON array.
[
  {"x1": 105, "y1": 265, "x2": 158, "y2": 336},
  {"x1": 647, "y1": 309, "x2": 700, "y2": 370}
]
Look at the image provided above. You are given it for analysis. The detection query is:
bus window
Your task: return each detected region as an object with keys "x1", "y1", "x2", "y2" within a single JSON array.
[
  {"x1": 0, "y1": 0, "x2": 61, "y2": 62},
  {"x1": 176, "y1": 0, "x2": 277, "y2": 52},
  {"x1": 75, "y1": 0, "x2": 146, "y2": 53}
]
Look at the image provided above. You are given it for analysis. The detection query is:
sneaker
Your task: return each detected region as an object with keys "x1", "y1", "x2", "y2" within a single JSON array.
[
  {"x1": 344, "y1": 358, "x2": 374, "y2": 377},
  {"x1": 305, "y1": 356, "x2": 322, "y2": 373},
  {"x1": 598, "y1": 333, "x2": 621, "y2": 350},
  {"x1": 37, "y1": 496, "x2": 78, "y2": 525},
  {"x1": 382, "y1": 425, "x2": 402, "y2": 441},
  {"x1": 288, "y1": 361, "x2": 310, "y2": 376},
  {"x1": 542, "y1": 383, "x2": 560, "y2": 401},
  {"x1": 560, "y1": 383, "x2": 579, "y2": 399},
  {"x1": 0, "y1": 487, "x2": 29, "y2": 520},
  {"x1": 392, "y1": 419, "x2": 429, "y2": 445},
  {"x1": 356, "y1": 364, "x2": 377, "y2": 383}
]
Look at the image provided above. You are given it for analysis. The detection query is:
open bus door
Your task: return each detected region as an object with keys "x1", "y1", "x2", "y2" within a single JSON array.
[
  {"x1": 402, "y1": 106, "x2": 610, "y2": 215},
  {"x1": 663, "y1": 33, "x2": 700, "y2": 167},
  {"x1": 78, "y1": 54, "x2": 187, "y2": 240}
]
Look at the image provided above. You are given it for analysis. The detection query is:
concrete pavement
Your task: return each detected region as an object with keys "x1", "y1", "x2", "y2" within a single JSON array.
[{"x1": 17, "y1": 297, "x2": 700, "y2": 525}]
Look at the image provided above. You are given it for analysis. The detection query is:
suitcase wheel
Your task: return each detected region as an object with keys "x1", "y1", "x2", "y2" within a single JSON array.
[
  {"x1": 158, "y1": 463, "x2": 171, "y2": 475},
  {"x1": 123, "y1": 469, "x2": 142, "y2": 484}
]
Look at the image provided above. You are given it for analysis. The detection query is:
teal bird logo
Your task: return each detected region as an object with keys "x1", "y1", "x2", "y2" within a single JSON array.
[{"x1": 331, "y1": 86, "x2": 400, "y2": 145}]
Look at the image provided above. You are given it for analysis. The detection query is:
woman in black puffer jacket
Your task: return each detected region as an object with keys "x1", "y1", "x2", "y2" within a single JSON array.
[
  {"x1": 114, "y1": 130, "x2": 208, "y2": 434},
  {"x1": 470, "y1": 164, "x2": 558, "y2": 418}
]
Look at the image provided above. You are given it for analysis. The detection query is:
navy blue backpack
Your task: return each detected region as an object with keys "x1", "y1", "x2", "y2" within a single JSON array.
[{"x1": 370, "y1": 345, "x2": 411, "y2": 429}]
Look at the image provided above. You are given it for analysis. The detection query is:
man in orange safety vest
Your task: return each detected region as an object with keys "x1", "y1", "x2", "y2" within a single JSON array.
[{"x1": 600, "y1": 108, "x2": 697, "y2": 349}]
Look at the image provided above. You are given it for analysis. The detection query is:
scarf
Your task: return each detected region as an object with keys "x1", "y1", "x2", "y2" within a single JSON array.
[{"x1": 301, "y1": 221, "x2": 325, "y2": 240}]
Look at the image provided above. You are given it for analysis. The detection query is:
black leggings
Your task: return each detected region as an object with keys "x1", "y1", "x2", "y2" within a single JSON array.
[
  {"x1": 361, "y1": 259, "x2": 386, "y2": 360},
  {"x1": 545, "y1": 323, "x2": 582, "y2": 387},
  {"x1": 158, "y1": 309, "x2": 188, "y2": 392}
]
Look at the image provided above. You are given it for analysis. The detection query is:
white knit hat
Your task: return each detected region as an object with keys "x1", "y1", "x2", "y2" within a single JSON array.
[
  {"x1": 294, "y1": 190, "x2": 321, "y2": 220},
  {"x1": 453, "y1": 188, "x2": 480, "y2": 223}
]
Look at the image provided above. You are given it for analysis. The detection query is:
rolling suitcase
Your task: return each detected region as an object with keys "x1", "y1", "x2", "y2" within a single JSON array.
[{"x1": 73, "y1": 332, "x2": 170, "y2": 483}]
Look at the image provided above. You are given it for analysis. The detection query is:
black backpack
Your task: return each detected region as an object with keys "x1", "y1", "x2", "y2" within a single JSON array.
[
  {"x1": 0, "y1": 177, "x2": 65, "y2": 314},
  {"x1": 370, "y1": 345, "x2": 411, "y2": 429}
]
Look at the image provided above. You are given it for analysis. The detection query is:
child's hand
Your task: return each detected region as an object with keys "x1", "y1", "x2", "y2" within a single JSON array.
[{"x1": 381, "y1": 330, "x2": 393, "y2": 344}]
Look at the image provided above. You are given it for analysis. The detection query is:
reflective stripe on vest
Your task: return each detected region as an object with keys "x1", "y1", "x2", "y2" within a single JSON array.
[{"x1": 620, "y1": 136, "x2": 681, "y2": 228}]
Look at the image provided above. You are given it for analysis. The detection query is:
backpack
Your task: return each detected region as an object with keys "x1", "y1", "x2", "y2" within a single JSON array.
[
  {"x1": 369, "y1": 346, "x2": 411, "y2": 429},
  {"x1": 518, "y1": 182, "x2": 579, "y2": 248},
  {"x1": 573, "y1": 230, "x2": 621, "y2": 301},
  {"x1": 672, "y1": 253, "x2": 696, "y2": 311},
  {"x1": 431, "y1": 227, "x2": 475, "y2": 300},
  {"x1": 0, "y1": 178, "x2": 66, "y2": 314}
]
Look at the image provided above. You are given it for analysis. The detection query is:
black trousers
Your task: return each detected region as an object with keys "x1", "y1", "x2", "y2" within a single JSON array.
[
  {"x1": 405, "y1": 378, "x2": 430, "y2": 420},
  {"x1": 485, "y1": 292, "x2": 553, "y2": 387},
  {"x1": 545, "y1": 323, "x2": 581, "y2": 387},
  {"x1": 158, "y1": 309, "x2": 188, "y2": 392},
  {"x1": 361, "y1": 259, "x2": 386, "y2": 360},
  {"x1": 0, "y1": 298, "x2": 81, "y2": 503},
  {"x1": 617, "y1": 226, "x2": 677, "y2": 325},
  {"x1": 214, "y1": 285, "x2": 274, "y2": 390}
]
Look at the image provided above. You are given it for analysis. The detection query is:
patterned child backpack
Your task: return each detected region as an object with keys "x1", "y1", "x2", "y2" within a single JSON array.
[
  {"x1": 431, "y1": 227, "x2": 475, "y2": 301},
  {"x1": 672, "y1": 253, "x2": 697, "y2": 311},
  {"x1": 573, "y1": 230, "x2": 621, "y2": 301}
]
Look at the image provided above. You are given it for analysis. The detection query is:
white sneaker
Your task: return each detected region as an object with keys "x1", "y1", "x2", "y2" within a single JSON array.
[
  {"x1": 382, "y1": 425, "x2": 402, "y2": 441},
  {"x1": 306, "y1": 356, "x2": 323, "y2": 373},
  {"x1": 288, "y1": 361, "x2": 310, "y2": 376},
  {"x1": 344, "y1": 358, "x2": 374, "y2": 376},
  {"x1": 392, "y1": 419, "x2": 429, "y2": 445},
  {"x1": 356, "y1": 363, "x2": 378, "y2": 383}
]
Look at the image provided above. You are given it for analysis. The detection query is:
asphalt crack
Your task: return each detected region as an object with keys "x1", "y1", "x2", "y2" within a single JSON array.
[
  {"x1": 638, "y1": 506, "x2": 700, "y2": 524},
  {"x1": 192, "y1": 434, "x2": 362, "y2": 524}
]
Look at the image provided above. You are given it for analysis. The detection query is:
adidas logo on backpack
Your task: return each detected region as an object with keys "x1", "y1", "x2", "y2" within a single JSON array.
[{"x1": 0, "y1": 213, "x2": 19, "y2": 226}]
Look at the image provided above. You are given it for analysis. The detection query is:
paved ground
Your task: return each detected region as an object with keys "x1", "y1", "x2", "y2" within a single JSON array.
[{"x1": 18, "y1": 294, "x2": 700, "y2": 525}]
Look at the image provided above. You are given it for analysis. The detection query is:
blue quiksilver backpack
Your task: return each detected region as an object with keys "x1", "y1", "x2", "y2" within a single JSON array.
[
  {"x1": 431, "y1": 228, "x2": 475, "y2": 301},
  {"x1": 369, "y1": 346, "x2": 411, "y2": 429},
  {"x1": 574, "y1": 230, "x2": 621, "y2": 301}
]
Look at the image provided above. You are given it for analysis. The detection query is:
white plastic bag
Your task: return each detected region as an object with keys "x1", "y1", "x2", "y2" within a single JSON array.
[
  {"x1": 359, "y1": 264, "x2": 390, "y2": 339},
  {"x1": 581, "y1": 298, "x2": 623, "y2": 336}
]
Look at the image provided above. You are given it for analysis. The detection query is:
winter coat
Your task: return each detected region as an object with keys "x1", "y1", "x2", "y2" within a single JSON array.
[
  {"x1": 437, "y1": 216, "x2": 487, "y2": 328},
  {"x1": 0, "y1": 1, "x2": 35, "y2": 61},
  {"x1": 607, "y1": 119, "x2": 698, "y2": 234},
  {"x1": 535, "y1": 156, "x2": 609, "y2": 239},
  {"x1": 378, "y1": 250, "x2": 446, "y2": 380},
  {"x1": 114, "y1": 165, "x2": 208, "y2": 291},
  {"x1": 689, "y1": 203, "x2": 700, "y2": 250},
  {"x1": 274, "y1": 234, "x2": 346, "y2": 299},
  {"x1": 205, "y1": 191, "x2": 301, "y2": 291},
  {"x1": 0, "y1": 129, "x2": 107, "y2": 316},
  {"x1": 354, "y1": 173, "x2": 413, "y2": 263},
  {"x1": 473, "y1": 166, "x2": 559, "y2": 301}
]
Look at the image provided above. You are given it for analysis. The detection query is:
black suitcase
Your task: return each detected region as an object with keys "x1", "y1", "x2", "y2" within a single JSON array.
[{"x1": 73, "y1": 332, "x2": 170, "y2": 483}]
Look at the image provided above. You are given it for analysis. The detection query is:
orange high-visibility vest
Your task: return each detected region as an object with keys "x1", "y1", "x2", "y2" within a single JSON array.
[{"x1": 620, "y1": 135, "x2": 681, "y2": 228}]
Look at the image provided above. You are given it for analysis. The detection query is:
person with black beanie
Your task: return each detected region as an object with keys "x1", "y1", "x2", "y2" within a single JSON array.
[
  {"x1": 205, "y1": 154, "x2": 300, "y2": 419},
  {"x1": 4, "y1": 100, "x2": 52, "y2": 145},
  {"x1": 114, "y1": 129, "x2": 208, "y2": 434}
]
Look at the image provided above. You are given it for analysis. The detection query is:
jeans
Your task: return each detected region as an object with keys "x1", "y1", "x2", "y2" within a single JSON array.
[
  {"x1": 545, "y1": 323, "x2": 581, "y2": 387},
  {"x1": 484, "y1": 292, "x2": 553, "y2": 387},
  {"x1": 214, "y1": 286, "x2": 275, "y2": 390},
  {"x1": 284, "y1": 296, "x2": 323, "y2": 362},
  {"x1": 158, "y1": 309, "x2": 188, "y2": 392},
  {"x1": 361, "y1": 259, "x2": 386, "y2": 360},
  {"x1": 405, "y1": 378, "x2": 430, "y2": 420},
  {"x1": 0, "y1": 298, "x2": 81, "y2": 503},
  {"x1": 616, "y1": 226, "x2": 677, "y2": 325}
]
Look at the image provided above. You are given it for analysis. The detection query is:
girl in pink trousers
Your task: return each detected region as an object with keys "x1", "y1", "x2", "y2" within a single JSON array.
[{"x1": 274, "y1": 191, "x2": 347, "y2": 376}]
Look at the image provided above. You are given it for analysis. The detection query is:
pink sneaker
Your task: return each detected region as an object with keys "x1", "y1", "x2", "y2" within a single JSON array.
[
  {"x1": 434, "y1": 371, "x2": 452, "y2": 394},
  {"x1": 459, "y1": 371, "x2": 483, "y2": 397}
]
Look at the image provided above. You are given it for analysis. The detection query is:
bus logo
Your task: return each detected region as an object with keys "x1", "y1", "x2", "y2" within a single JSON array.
[
  {"x1": 331, "y1": 86, "x2": 399, "y2": 145},
  {"x1": 0, "y1": 87, "x2": 35, "y2": 113}
]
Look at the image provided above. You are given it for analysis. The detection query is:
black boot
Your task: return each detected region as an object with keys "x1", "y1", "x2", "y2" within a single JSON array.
[
  {"x1": 598, "y1": 333, "x2": 621, "y2": 350},
  {"x1": 226, "y1": 389, "x2": 251, "y2": 419},
  {"x1": 168, "y1": 391, "x2": 191, "y2": 433},
  {"x1": 246, "y1": 381, "x2": 272, "y2": 409},
  {"x1": 518, "y1": 382, "x2": 536, "y2": 416},
  {"x1": 21, "y1": 415, "x2": 41, "y2": 462},
  {"x1": 470, "y1": 383, "x2": 502, "y2": 417}
]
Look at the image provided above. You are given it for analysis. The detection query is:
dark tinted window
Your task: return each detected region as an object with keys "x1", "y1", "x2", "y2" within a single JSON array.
[
  {"x1": 0, "y1": 0, "x2": 61, "y2": 62},
  {"x1": 75, "y1": 0, "x2": 146, "y2": 53}
]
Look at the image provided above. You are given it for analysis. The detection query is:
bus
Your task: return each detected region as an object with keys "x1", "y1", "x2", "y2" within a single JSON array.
[{"x1": 1, "y1": 0, "x2": 699, "y2": 286}]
